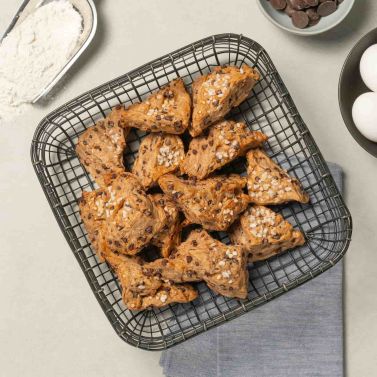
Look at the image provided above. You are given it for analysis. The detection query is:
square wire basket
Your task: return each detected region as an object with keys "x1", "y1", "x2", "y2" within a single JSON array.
[{"x1": 31, "y1": 33, "x2": 352, "y2": 350}]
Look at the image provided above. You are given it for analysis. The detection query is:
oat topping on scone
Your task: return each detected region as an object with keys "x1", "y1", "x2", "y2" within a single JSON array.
[
  {"x1": 189, "y1": 65, "x2": 260, "y2": 137},
  {"x1": 158, "y1": 174, "x2": 250, "y2": 231},
  {"x1": 79, "y1": 172, "x2": 167, "y2": 259},
  {"x1": 145, "y1": 229, "x2": 249, "y2": 299},
  {"x1": 229, "y1": 205, "x2": 305, "y2": 262},
  {"x1": 122, "y1": 79, "x2": 191, "y2": 134},
  {"x1": 246, "y1": 149, "x2": 309, "y2": 205},
  {"x1": 132, "y1": 133, "x2": 184, "y2": 189},
  {"x1": 105, "y1": 252, "x2": 197, "y2": 310},
  {"x1": 150, "y1": 194, "x2": 181, "y2": 258},
  {"x1": 76, "y1": 106, "x2": 130, "y2": 187},
  {"x1": 181, "y1": 120, "x2": 267, "y2": 179}
]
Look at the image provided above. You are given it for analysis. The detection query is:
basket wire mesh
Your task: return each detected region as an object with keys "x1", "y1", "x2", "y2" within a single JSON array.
[{"x1": 31, "y1": 33, "x2": 352, "y2": 350}]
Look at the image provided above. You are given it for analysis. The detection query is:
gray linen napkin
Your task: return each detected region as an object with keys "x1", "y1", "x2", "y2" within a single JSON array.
[{"x1": 160, "y1": 163, "x2": 344, "y2": 377}]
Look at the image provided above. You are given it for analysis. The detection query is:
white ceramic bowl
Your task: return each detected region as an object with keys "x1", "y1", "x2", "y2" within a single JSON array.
[{"x1": 257, "y1": 0, "x2": 355, "y2": 36}]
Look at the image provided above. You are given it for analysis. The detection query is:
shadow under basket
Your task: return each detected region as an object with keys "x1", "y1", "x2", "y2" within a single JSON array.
[{"x1": 31, "y1": 33, "x2": 352, "y2": 350}]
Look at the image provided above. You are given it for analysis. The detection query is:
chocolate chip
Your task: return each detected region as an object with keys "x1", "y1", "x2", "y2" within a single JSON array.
[
  {"x1": 304, "y1": 0, "x2": 318, "y2": 6},
  {"x1": 145, "y1": 226, "x2": 153, "y2": 234},
  {"x1": 215, "y1": 182, "x2": 222, "y2": 190},
  {"x1": 292, "y1": 11, "x2": 309, "y2": 28},
  {"x1": 288, "y1": 0, "x2": 306, "y2": 10},
  {"x1": 164, "y1": 115, "x2": 173, "y2": 121},
  {"x1": 186, "y1": 256, "x2": 193, "y2": 263},
  {"x1": 317, "y1": 1, "x2": 337, "y2": 17},
  {"x1": 192, "y1": 240, "x2": 198, "y2": 247},
  {"x1": 270, "y1": 0, "x2": 287, "y2": 9},
  {"x1": 192, "y1": 149, "x2": 198, "y2": 155},
  {"x1": 306, "y1": 7, "x2": 320, "y2": 20}
]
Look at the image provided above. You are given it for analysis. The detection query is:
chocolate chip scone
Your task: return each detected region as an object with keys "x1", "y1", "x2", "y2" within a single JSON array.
[
  {"x1": 181, "y1": 120, "x2": 267, "y2": 179},
  {"x1": 122, "y1": 79, "x2": 191, "y2": 134},
  {"x1": 76, "y1": 106, "x2": 130, "y2": 187},
  {"x1": 79, "y1": 172, "x2": 167, "y2": 259},
  {"x1": 246, "y1": 149, "x2": 309, "y2": 205},
  {"x1": 79, "y1": 190, "x2": 109, "y2": 260},
  {"x1": 146, "y1": 229, "x2": 249, "y2": 299},
  {"x1": 229, "y1": 205, "x2": 305, "y2": 263},
  {"x1": 150, "y1": 194, "x2": 182, "y2": 258},
  {"x1": 189, "y1": 65, "x2": 260, "y2": 137},
  {"x1": 132, "y1": 133, "x2": 185, "y2": 189},
  {"x1": 105, "y1": 252, "x2": 197, "y2": 310},
  {"x1": 158, "y1": 174, "x2": 250, "y2": 231}
]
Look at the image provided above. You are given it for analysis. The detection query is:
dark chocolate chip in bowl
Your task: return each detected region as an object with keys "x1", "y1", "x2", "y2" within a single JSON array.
[
  {"x1": 304, "y1": 0, "x2": 319, "y2": 6},
  {"x1": 270, "y1": 0, "x2": 287, "y2": 9},
  {"x1": 317, "y1": 1, "x2": 337, "y2": 17},
  {"x1": 288, "y1": 0, "x2": 307, "y2": 10},
  {"x1": 291, "y1": 10, "x2": 309, "y2": 28},
  {"x1": 284, "y1": 2, "x2": 296, "y2": 16},
  {"x1": 306, "y1": 7, "x2": 321, "y2": 21}
]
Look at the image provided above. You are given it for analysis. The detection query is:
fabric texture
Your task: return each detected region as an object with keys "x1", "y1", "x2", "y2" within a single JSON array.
[{"x1": 160, "y1": 162, "x2": 344, "y2": 377}]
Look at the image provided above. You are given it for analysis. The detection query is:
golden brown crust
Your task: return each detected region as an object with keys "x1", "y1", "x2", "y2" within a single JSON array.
[
  {"x1": 181, "y1": 120, "x2": 267, "y2": 179},
  {"x1": 158, "y1": 174, "x2": 250, "y2": 231},
  {"x1": 145, "y1": 229, "x2": 249, "y2": 299},
  {"x1": 79, "y1": 172, "x2": 167, "y2": 258},
  {"x1": 122, "y1": 79, "x2": 191, "y2": 134},
  {"x1": 105, "y1": 252, "x2": 197, "y2": 310},
  {"x1": 246, "y1": 149, "x2": 309, "y2": 205},
  {"x1": 190, "y1": 65, "x2": 260, "y2": 137},
  {"x1": 132, "y1": 133, "x2": 184, "y2": 189},
  {"x1": 76, "y1": 106, "x2": 130, "y2": 187},
  {"x1": 229, "y1": 205, "x2": 305, "y2": 262},
  {"x1": 150, "y1": 194, "x2": 182, "y2": 258}
]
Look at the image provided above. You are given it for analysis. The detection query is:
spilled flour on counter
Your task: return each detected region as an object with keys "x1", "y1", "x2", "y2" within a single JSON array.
[{"x1": 0, "y1": 1, "x2": 82, "y2": 122}]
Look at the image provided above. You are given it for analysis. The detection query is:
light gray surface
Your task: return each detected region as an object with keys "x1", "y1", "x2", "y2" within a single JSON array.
[{"x1": 0, "y1": 1, "x2": 376, "y2": 376}]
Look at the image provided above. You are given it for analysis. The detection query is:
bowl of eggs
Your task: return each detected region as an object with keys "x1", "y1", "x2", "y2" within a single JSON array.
[{"x1": 339, "y1": 27, "x2": 377, "y2": 158}]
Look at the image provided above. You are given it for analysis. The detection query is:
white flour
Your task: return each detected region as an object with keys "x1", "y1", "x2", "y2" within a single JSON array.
[{"x1": 0, "y1": 1, "x2": 82, "y2": 122}]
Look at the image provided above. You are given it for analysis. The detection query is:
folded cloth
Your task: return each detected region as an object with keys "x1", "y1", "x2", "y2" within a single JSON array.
[{"x1": 160, "y1": 162, "x2": 344, "y2": 377}]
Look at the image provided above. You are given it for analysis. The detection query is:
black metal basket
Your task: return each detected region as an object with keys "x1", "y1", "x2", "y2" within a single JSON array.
[{"x1": 31, "y1": 34, "x2": 352, "y2": 350}]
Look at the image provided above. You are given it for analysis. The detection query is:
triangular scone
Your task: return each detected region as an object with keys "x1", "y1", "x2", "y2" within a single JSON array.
[
  {"x1": 229, "y1": 205, "x2": 305, "y2": 263},
  {"x1": 132, "y1": 133, "x2": 185, "y2": 189},
  {"x1": 145, "y1": 229, "x2": 249, "y2": 299},
  {"x1": 105, "y1": 253, "x2": 197, "y2": 310},
  {"x1": 181, "y1": 120, "x2": 267, "y2": 179},
  {"x1": 158, "y1": 174, "x2": 250, "y2": 231},
  {"x1": 76, "y1": 106, "x2": 130, "y2": 187},
  {"x1": 79, "y1": 172, "x2": 167, "y2": 259},
  {"x1": 79, "y1": 190, "x2": 109, "y2": 261},
  {"x1": 246, "y1": 149, "x2": 309, "y2": 205},
  {"x1": 150, "y1": 194, "x2": 181, "y2": 258},
  {"x1": 189, "y1": 65, "x2": 260, "y2": 137},
  {"x1": 122, "y1": 79, "x2": 191, "y2": 134}
]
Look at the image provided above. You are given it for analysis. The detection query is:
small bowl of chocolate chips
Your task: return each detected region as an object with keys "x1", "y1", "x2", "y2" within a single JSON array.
[{"x1": 258, "y1": 0, "x2": 355, "y2": 35}]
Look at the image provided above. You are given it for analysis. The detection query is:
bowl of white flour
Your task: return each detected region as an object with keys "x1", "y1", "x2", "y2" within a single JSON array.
[{"x1": 0, "y1": 0, "x2": 97, "y2": 122}]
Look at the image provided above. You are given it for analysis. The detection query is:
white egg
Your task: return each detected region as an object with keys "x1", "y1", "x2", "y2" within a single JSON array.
[
  {"x1": 352, "y1": 92, "x2": 377, "y2": 142},
  {"x1": 360, "y1": 44, "x2": 377, "y2": 92}
]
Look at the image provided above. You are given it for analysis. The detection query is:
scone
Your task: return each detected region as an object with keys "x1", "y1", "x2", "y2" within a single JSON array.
[
  {"x1": 145, "y1": 229, "x2": 249, "y2": 299},
  {"x1": 122, "y1": 79, "x2": 191, "y2": 134},
  {"x1": 229, "y1": 205, "x2": 305, "y2": 262},
  {"x1": 246, "y1": 149, "x2": 309, "y2": 205},
  {"x1": 150, "y1": 194, "x2": 181, "y2": 258},
  {"x1": 79, "y1": 172, "x2": 167, "y2": 259},
  {"x1": 132, "y1": 133, "x2": 185, "y2": 189},
  {"x1": 105, "y1": 252, "x2": 197, "y2": 310},
  {"x1": 189, "y1": 65, "x2": 260, "y2": 137},
  {"x1": 181, "y1": 120, "x2": 267, "y2": 179},
  {"x1": 158, "y1": 174, "x2": 250, "y2": 231},
  {"x1": 76, "y1": 106, "x2": 130, "y2": 187}
]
